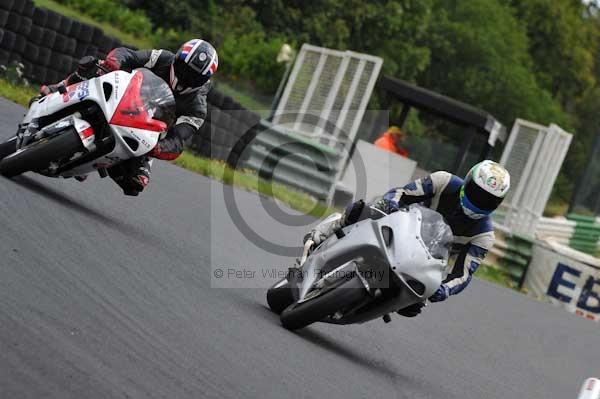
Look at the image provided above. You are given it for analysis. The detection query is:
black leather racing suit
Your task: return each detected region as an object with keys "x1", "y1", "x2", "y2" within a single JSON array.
[{"x1": 99, "y1": 48, "x2": 210, "y2": 195}]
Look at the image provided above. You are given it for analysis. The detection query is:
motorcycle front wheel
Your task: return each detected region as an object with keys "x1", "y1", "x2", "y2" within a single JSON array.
[
  {"x1": 0, "y1": 128, "x2": 83, "y2": 177},
  {"x1": 280, "y1": 275, "x2": 368, "y2": 330},
  {"x1": 267, "y1": 278, "x2": 295, "y2": 315},
  {"x1": 0, "y1": 137, "x2": 17, "y2": 161}
]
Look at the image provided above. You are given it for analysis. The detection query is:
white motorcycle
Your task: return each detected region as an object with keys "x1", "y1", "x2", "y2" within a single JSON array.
[
  {"x1": 0, "y1": 58, "x2": 175, "y2": 178},
  {"x1": 267, "y1": 204, "x2": 454, "y2": 330}
]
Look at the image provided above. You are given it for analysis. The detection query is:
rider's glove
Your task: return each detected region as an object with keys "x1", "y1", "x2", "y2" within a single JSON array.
[
  {"x1": 303, "y1": 229, "x2": 328, "y2": 247},
  {"x1": 429, "y1": 285, "x2": 449, "y2": 302},
  {"x1": 101, "y1": 49, "x2": 121, "y2": 72},
  {"x1": 303, "y1": 213, "x2": 343, "y2": 246}
]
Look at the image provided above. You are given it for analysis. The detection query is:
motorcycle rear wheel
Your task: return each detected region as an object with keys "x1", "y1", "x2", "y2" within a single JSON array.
[
  {"x1": 280, "y1": 275, "x2": 368, "y2": 330},
  {"x1": 0, "y1": 128, "x2": 83, "y2": 177}
]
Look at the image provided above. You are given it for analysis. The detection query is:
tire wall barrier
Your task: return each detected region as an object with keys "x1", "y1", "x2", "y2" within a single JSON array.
[
  {"x1": 188, "y1": 89, "x2": 261, "y2": 168},
  {"x1": 0, "y1": 0, "x2": 126, "y2": 85},
  {"x1": 0, "y1": 1, "x2": 261, "y2": 167}
]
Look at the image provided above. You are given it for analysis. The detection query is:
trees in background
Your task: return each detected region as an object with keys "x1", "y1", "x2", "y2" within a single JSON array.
[{"x1": 120, "y1": 0, "x2": 600, "y2": 205}]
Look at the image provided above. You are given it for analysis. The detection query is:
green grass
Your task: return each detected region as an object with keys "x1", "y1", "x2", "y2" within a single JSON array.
[
  {"x1": 0, "y1": 78, "x2": 38, "y2": 106},
  {"x1": 34, "y1": 0, "x2": 154, "y2": 49},
  {"x1": 543, "y1": 199, "x2": 569, "y2": 217},
  {"x1": 477, "y1": 264, "x2": 519, "y2": 290},
  {"x1": 173, "y1": 151, "x2": 335, "y2": 218}
]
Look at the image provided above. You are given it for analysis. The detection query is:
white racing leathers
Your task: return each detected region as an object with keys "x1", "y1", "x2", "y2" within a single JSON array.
[{"x1": 376, "y1": 171, "x2": 494, "y2": 301}]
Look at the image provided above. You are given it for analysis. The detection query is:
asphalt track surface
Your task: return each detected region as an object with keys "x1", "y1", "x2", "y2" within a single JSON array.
[{"x1": 0, "y1": 97, "x2": 599, "y2": 399}]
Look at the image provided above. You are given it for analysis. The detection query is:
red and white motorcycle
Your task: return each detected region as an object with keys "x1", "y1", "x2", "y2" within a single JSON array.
[{"x1": 0, "y1": 58, "x2": 175, "y2": 178}]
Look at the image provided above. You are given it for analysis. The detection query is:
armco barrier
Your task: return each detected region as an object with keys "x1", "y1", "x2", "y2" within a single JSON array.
[
  {"x1": 242, "y1": 120, "x2": 342, "y2": 201},
  {"x1": 486, "y1": 227, "x2": 534, "y2": 287},
  {"x1": 568, "y1": 214, "x2": 600, "y2": 255},
  {"x1": 0, "y1": 2, "x2": 260, "y2": 167},
  {"x1": 536, "y1": 215, "x2": 600, "y2": 255}
]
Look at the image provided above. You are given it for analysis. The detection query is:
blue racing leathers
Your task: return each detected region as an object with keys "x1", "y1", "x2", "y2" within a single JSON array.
[{"x1": 370, "y1": 171, "x2": 494, "y2": 302}]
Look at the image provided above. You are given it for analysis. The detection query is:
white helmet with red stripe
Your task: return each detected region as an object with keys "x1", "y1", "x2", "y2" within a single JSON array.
[{"x1": 172, "y1": 39, "x2": 218, "y2": 94}]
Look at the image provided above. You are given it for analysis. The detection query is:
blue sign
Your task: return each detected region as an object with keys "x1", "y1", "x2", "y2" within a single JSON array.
[{"x1": 547, "y1": 262, "x2": 600, "y2": 314}]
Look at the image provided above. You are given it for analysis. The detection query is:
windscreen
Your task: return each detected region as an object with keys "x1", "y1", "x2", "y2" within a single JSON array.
[
  {"x1": 416, "y1": 205, "x2": 454, "y2": 260},
  {"x1": 139, "y1": 69, "x2": 177, "y2": 129}
]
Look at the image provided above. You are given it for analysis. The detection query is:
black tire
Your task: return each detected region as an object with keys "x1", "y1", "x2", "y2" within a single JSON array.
[
  {"x1": 45, "y1": 69, "x2": 59, "y2": 84},
  {"x1": 78, "y1": 23, "x2": 93, "y2": 43},
  {"x1": 267, "y1": 278, "x2": 295, "y2": 314},
  {"x1": 57, "y1": 15, "x2": 72, "y2": 35},
  {"x1": 0, "y1": 28, "x2": 14, "y2": 50},
  {"x1": 44, "y1": 10, "x2": 61, "y2": 31},
  {"x1": 0, "y1": 136, "x2": 17, "y2": 160},
  {"x1": 21, "y1": 0, "x2": 34, "y2": 18},
  {"x1": 0, "y1": 9, "x2": 8, "y2": 27},
  {"x1": 86, "y1": 45, "x2": 99, "y2": 58},
  {"x1": 54, "y1": 53, "x2": 70, "y2": 74},
  {"x1": 52, "y1": 33, "x2": 67, "y2": 53},
  {"x1": 23, "y1": 41, "x2": 38, "y2": 62},
  {"x1": 12, "y1": 33, "x2": 25, "y2": 53},
  {"x1": 4, "y1": 11, "x2": 19, "y2": 31},
  {"x1": 17, "y1": 16, "x2": 31, "y2": 35},
  {"x1": 43, "y1": 28, "x2": 57, "y2": 49},
  {"x1": 37, "y1": 46, "x2": 51, "y2": 67},
  {"x1": 10, "y1": 0, "x2": 23, "y2": 13},
  {"x1": 32, "y1": 7, "x2": 47, "y2": 27},
  {"x1": 30, "y1": 65, "x2": 46, "y2": 83},
  {"x1": 64, "y1": 37, "x2": 76, "y2": 55},
  {"x1": 7, "y1": 50, "x2": 20, "y2": 64},
  {"x1": 0, "y1": 48, "x2": 8, "y2": 66},
  {"x1": 74, "y1": 41, "x2": 88, "y2": 58},
  {"x1": 0, "y1": 129, "x2": 83, "y2": 177},
  {"x1": 280, "y1": 275, "x2": 369, "y2": 330},
  {"x1": 68, "y1": 21, "x2": 81, "y2": 38},
  {"x1": 0, "y1": 0, "x2": 14, "y2": 11},
  {"x1": 27, "y1": 24, "x2": 42, "y2": 44}
]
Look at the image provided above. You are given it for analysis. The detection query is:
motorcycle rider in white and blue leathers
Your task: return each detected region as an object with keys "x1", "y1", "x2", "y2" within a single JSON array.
[{"x1": 306, "y1": 160, "x2": 511, "y2": 317}]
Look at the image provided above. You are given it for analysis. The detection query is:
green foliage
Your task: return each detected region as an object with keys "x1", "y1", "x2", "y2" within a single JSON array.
[
  {"x1": 418, "y1": 0, "x2": 567, "y2": 127},
  {"x1": 40, "y1": 0, "x2": 600, "y2": 212},
  {"x1": 173, "y1": 151, "x2": 335, "y2": 218},
  {"x1": 53, "y1": 0, "x2": 154, "y2": 37}
]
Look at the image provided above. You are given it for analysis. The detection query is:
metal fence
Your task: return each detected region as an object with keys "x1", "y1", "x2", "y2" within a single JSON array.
[
  {"x1": 272, "y1": 44, "x2": 382, "y2": 153},
  {"x1": 497, "y1": 119, "x2": 573, "y2": 237}
]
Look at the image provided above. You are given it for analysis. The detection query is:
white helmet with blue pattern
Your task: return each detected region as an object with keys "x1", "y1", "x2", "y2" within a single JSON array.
[{"x1": 460, "y1": 160, "x2": 510, "y2": 219}]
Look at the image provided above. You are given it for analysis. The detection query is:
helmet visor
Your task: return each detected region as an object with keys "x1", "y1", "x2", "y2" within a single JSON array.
[
  {"x1": 174, "y1": 59, "x2": 207, "y2": 90},
  {"x1": 464, "y1": 178, "x2": 504, "y2": 212}
]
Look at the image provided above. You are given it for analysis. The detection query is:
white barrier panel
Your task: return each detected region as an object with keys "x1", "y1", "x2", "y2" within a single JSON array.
[
  {"x1": 577, "y1": 378, "x2": 600, "y2": 399},
  {"x1": 341, "y1": 140, "x2": 416, "y2": 202},
  {"x1": 523, "y1": 240, "x2": 600, "y2": 322}
]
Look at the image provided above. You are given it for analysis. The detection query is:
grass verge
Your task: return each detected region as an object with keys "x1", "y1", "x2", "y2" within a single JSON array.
[
  {"x1": 477, "y1": 264, "x2": 519, "y2": 290},
  {"x1": 0, "y1": 78, "x2": 38, "y2": 106},
  {"x1": 34, "y1": 0, "x2": 154, "y2": 49},
  {"x1": 173, "y1": 151, "x2": 334, "y2": 218}
]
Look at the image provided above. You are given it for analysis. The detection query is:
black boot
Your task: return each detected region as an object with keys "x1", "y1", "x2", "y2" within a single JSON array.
[{"x1": 397, "y1": 302, "x2": 425, "y2": 318}]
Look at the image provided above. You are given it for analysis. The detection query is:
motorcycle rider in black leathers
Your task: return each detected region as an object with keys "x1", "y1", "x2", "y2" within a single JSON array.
[{"x1": 41, "y1": 39, "x2": 218, "y2": 196}]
